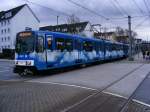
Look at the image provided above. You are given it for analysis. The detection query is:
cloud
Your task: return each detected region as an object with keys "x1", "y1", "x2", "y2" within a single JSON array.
[{"x1": 0, "y1": 0, "x2": 150, "y2": 40}]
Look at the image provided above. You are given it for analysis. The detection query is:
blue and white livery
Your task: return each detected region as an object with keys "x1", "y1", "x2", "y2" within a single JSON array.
[{"x1": 14, "y1": 30, "x2": 129, "y2": 75}]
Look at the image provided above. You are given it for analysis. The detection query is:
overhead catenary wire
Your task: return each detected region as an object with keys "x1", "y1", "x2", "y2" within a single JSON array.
[
  {"x1": 133, "y1": 17, "x2": 149, "y2": 30},
  {"x1": 143, "y1": 0, "x2": 150, "y2": 26},
  {"x1": 146, "y1": 0, "x2": 150, "y2": 6},
  {"x1": 23, "y1": 0, "x2": 148, "y2": 21},
  {"x1": 67, "y1": 0, "x2": 131, "y2": 29},
  {"x1": 109, "y1": 0, "x2": 125, "y2": 16},
  {"x1": 132, "y1": 0, "x2": 145, "y2": 15},
  {"x1": 143, "y1": 0, "x2": 150, "y2": 14},
  {"x1": 22, "y1": 0, "x2": 71, "y2": 17},
  {"x1": 21, "y1": 0, "x2": 150, "y2": 37},
  {"x1": 113, "y1": 0, "x2": 129, "y2": 16},
  {"x1": 67, "y1": 0, "x2": 109, "y2": 20},
  {"x1": 22, "y1": 0, "x2": 124, "y2": 31},
  {"x1": 68, "y1": 0, "x2": 128, "y2": 20}
]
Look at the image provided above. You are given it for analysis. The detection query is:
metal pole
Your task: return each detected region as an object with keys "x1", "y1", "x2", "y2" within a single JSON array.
[
  {"x1": 57, "y1": 16, "x2": 59, "y2": 25},
  {"x1": 128, "y1": 16, "x2": 134, "y2": 61}
]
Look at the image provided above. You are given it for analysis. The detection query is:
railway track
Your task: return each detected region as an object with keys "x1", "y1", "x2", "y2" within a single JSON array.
[
  {"x1": 119, "y1": 71, "x2": 150, "y2": 112},
  {"x1": 61, "y1": 64, "x2": 146, "y2": 112}
]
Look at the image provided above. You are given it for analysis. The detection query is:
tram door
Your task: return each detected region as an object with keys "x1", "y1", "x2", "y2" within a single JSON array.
[
  {"x1": 45, "y1": 35, "x2": 54, "y2": 67},
  {"x1": 36, "y1": 34, "x2": 46, "y2": 64}
]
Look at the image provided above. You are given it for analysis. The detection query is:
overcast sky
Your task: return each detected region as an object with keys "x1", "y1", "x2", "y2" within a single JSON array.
[{"x1": 0, "y1": 0, "x2": 150, "y2": 40}]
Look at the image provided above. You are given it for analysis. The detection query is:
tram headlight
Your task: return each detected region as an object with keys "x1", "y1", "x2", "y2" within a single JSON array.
[
  {"x1": 26, "y1": 61, "x2": 31, "y2": 66},
  {"x1": 26, "y1": 60, "x2": 34, "y2": 66}
]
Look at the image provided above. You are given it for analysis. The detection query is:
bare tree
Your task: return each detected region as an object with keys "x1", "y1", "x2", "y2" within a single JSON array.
[
  {"x1": 67, "y1": 14, "x2": 80, "y2": 24},
  {"x1": 115, "y1": 27, "x2": 124, "y2": 36}
]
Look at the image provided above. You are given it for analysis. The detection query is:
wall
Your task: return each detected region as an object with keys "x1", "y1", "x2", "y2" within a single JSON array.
[{"x1": 11, "y1": 5, "x2": 39, "y2": 49}]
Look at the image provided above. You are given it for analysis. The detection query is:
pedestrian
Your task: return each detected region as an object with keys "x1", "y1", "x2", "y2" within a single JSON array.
[
  {"x1": 142, "y1": 50, "x2": 145, "y2": 59},
  {"x1": 147, "y1": 51, "x2": 150, "y2": 60}
]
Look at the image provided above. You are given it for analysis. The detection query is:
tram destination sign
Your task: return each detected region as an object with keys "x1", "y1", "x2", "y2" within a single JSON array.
[{"x1": 19, "y1": 32, "x2": 32, "y2": 37}]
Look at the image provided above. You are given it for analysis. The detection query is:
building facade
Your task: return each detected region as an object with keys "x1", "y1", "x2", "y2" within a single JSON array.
[
  {"x1": 0, "y1": 4, "x2": 39, "y2": 53},
  {"x1": 40, "y1": 22, "x2": 94, "y2": 38},
  {"x1": 94, "y1": 31, "x2": 129, "y2": 43}
]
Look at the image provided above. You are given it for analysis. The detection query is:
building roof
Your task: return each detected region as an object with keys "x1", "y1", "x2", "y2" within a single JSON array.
[
  {"x1": 94, "y1": 32, "x2": 115, "y2": 37},
  {"x1": 0, "y1": 4, "x2": 40, "y2": 22},
  {"x1": 0, "y1": 4, "x2": 26, "y2": 21},
  {"x1": 40, "y1": 22, "x2": 89, "y2": 34}
]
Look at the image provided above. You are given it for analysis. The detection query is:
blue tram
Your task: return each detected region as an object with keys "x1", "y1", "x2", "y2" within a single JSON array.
[{"x1": 14, "y1": 30, "x2": 129, "y2": 75}]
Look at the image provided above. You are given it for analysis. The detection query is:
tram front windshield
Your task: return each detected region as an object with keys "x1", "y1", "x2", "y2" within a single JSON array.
[{"x1": 16, "y1": 32, "x2": 34, "y2": 53}]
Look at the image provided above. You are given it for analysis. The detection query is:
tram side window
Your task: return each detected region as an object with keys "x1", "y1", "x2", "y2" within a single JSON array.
[
  {"x1": 47, "y1": 36, "x2": 53, "y2": 50},
  {"x1": 65, "y1": 39, "x2": 73, "y2": 51},
  {"x1": 109, "y1": 44, "x2": 112, "y2": 51},
  {"x1": 106, "y1": 44, "x2": 109, "y2": 51},
  {"x1": 93, "y1": 42, "x2": 98, "y2": 51},
  {"x1": 99, "y1": 43, "x2": 103, "y2": 51},
  {"x1": 94, "y1": 42, "x2": 99, "y2": 51},
  {"x1": 112, "y1": 44, "x2": 116, "y2": 51},
  {"x1": 83, "y1": 41, "x2": 93, "y2": 52},
  {"x1": 120, "y1": 45, "x2": 122, "y2": 50},
  {"x1": 74, "y1": 39, "x2": 82, "y2": 51},
  {"x1": 117, "y1": 45, "x2": 120, "y2": 51},
  {"x1": 36, "y1": 36, "x2": 44, "y2": 53},
  {"x1": 55, "y1": 38, "x2": 64, "y2": 51}
]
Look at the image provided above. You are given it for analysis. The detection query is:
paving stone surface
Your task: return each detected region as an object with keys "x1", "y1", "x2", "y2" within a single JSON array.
[{"x1": 0, "y1": 82, "x2": 96, "y2": 112}]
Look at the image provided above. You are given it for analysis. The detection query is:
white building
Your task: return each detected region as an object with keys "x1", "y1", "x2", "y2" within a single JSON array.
[
  {"x1": 40, "y1": 22, "x2": 94, "y2": 38},
  {"x1": 0, "y1": 4, "x2": 40, "y2": 53}
]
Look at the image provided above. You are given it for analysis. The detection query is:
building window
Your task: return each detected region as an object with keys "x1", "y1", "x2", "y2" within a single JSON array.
[
  {"x1": 1, "y1": 30, "x2": 3, "y2": 34},
  {"x1": 5, "y1": 12, "x2": 12, "y2": 19},
  {"x1": 4, "y1": 29, "x2": 6, "y2": 33},
  {"x1": 8, "y1": 28, "x2": 10, "y2": 33},
  {"x1": 5, "y1": 37, "x2": 6, "y2": 41},
  {"x1": 8, "y1": 45, "x2": 10, "y2": 48},
  {"x1": 4, "y1": 21, "x2": 6, "y2": 26},
  {"x1": 7, "y1": 20, "x2": 10, "y2": 25},
  {"x1": 2, "y1": 38, "x2": 3, "y2": 42}
]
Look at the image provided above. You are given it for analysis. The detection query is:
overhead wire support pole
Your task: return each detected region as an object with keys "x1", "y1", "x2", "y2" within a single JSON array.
[
  {"x1": 57, "y1": 16, "x2": 59, "y2": 25},
  {"x1": 128, "y1": 16, "x2": 134, "y2": 61}
]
